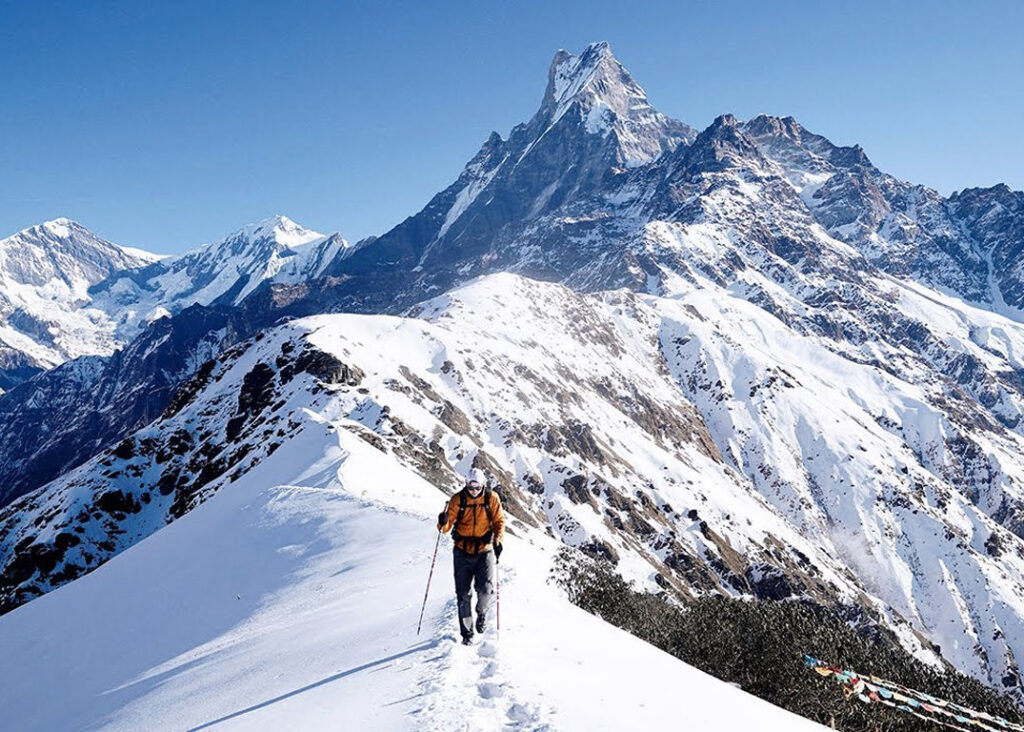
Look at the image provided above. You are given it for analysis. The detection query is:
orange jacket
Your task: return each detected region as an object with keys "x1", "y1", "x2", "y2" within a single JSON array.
[{"x1": 438, "y1": 489, "x2": 505, "y2": 554}]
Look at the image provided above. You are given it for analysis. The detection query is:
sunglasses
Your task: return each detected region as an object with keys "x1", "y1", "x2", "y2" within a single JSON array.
[{"x1": 467, "y1": 482, "x2": 483, "y2": 491}]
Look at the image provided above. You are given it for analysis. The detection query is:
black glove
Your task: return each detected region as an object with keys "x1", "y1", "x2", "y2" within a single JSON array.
[
  {"x1": 494, "y1": 542, "x2": 503, "y2": 562},
  {"x1": 437, "y1": 511, "x2": 447, "y2": 529}
]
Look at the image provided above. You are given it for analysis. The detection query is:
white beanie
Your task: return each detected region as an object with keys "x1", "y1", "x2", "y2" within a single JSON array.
[{"x1": 467, "y1": 468, "x2": 486, "y2": 486}]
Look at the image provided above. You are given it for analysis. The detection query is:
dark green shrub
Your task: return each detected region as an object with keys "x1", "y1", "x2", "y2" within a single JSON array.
[{"x1": 552, "y1": 548, "x2": 1023, "y2": 731}]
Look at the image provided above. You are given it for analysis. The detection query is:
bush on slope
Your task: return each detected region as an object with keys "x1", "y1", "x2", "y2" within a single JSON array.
[{"x1": 552, "y1": 549, "x2": 1024, "y2": 731}]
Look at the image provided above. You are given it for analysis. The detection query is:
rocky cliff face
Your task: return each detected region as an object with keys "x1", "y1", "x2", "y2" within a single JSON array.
[{"x1": 948, "y1": 184, "x2": 1024, "y2": 309}]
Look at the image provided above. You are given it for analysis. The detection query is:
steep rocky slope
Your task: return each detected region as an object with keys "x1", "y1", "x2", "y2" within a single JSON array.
[{"x1": 9, "y1": 275, "x2": 1024, "y2": 694}]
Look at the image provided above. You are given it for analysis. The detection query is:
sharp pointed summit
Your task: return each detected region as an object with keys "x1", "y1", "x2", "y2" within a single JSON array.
[
  {"x1": 541, "y1": 41, "x2": 622, "y2": 117},
  {"x1": 320, "y1": 42, "x2": 699, "y2": 313},
  {"x1": 533, "y1": 41, "x2": 695, "y2": 167}
]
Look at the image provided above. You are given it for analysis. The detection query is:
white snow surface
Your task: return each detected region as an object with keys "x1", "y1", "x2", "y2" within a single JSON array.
[
  {"x1": 13, "y1": 271, "x2": 1024, "y2": 698},
  {"x1": 0, "y1": 405, "x2": 822, "y2": 731}
]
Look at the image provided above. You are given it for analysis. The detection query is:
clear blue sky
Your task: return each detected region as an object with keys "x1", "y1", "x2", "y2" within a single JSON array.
[{"x1": 2, "y1": 0, "x2": 1022, "y2": 253}]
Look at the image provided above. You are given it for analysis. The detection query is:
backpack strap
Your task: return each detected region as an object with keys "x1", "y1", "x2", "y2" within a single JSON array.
[
  {"x1": 483, "y1": 488, "x2": 493, "y2": 524},
  {"x1": 453, "y1": 490, "x2": 468, "y2": 540}
]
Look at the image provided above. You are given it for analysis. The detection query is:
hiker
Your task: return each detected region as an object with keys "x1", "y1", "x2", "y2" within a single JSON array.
[{"x1": 437, "y1": 468, "x2": 505, "y2": 644}]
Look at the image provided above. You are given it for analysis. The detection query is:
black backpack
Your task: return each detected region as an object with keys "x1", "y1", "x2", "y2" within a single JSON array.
[{"x1": 452, "y1": 486, "x2": 494, "y2": 552}]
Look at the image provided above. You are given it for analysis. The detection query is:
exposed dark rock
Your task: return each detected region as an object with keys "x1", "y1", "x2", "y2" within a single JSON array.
[
  {"x1": 281, "y1": 346, "x2": 362, "y2": 386},
  {"x1": 95, "y1": 490, "x2": 142, "y2": 515},
  {"x1": 562, "y1": 475, "x2": 591, "y2": 505},
  {"x1": 580, "y1": 538, "x2": 619, "y2": 564}
]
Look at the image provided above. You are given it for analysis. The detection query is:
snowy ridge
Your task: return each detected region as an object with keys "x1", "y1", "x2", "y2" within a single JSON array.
[
  {"x1": 0, "y1": 396, "x2": 823, "y2": 730},
  {"x1": 11, "y1": 274, "x2": 1024, "y2": 695}
]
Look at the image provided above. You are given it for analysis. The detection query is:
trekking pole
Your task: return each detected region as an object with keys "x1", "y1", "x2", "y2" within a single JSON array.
[
  {"x1": 417, "y1": 530, "x2": 442, "y2": 635},
  {"x1": 496, "y1": 559, "x2": 501, "y2": 634}
]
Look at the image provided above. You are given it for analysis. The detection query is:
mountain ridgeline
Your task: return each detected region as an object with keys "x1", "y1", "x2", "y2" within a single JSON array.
[{"x1": 3, "y1": 41, "x2": 1024, "y2": 707}]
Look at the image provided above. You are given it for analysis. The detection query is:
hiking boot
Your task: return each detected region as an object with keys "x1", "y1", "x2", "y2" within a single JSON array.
[
  {"x1": 475, "y1": 616, "x2": 486, "y2": 634},
  {"x1": 461, "y1": 633, "x2": 474, "y2": 645}
]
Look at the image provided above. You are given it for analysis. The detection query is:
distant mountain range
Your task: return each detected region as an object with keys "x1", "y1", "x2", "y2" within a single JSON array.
[
  {"x1": 3, "y1": 41, "x2": 1024, "y2": 699},
  {"x1": 0, "y1": 214, "x2": 350, "y2": 390}
]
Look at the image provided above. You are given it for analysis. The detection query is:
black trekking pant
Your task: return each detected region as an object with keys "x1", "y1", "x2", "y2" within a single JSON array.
[{"x1": 453, "y1": 547, "x2": 495, "y2": 637}]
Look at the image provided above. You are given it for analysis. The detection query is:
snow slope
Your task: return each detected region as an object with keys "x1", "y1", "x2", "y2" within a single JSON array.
[
  {"x1": 12, "y1": 272, "x2": 1024, "y2": 692},
  {"x1": 0, "y1": 407, "x2": 822, "y2": 731}
]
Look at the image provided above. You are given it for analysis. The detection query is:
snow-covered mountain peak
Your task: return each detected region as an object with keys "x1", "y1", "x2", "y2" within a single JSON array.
[
  {"x1": 544, "y1": 41, "x2": 617, "y2": 110},
  {"x1": 80, "y1": 214, "x2": 348, "y2": 344},
  {"x1": 0, "y1": 212, "x2": 350, "y2": 388},
  {"x1": 15, "y1": 217, "x2": 98, "y2": 242},
  {"x1": 743, "y1": 114, "x2": 809, "y2": 144},
  {"x1": 163, "y1": 214, "x2": 330, "y2": 291},
  {"x1": 0, "y1": 218, "x2": 154, "y2": 289},
  {"x1": 534, "y1": 41, "x2": 695, "y2": 166},
  {"x1": 200, "y1": 214, "x2": 325, "y2": 262},
  {"x1": 674, "y1": 113, "x2": 771, "y2": 175},
  {"x1": 0, "y1": 219, "x2": 161, "y2": 383},
  {"x1": 326, "y1": 43, "x2": 703, "y2": 306},
  {"x1": 741, "y1": 114, "x2": 875, "y2": 175},
  {"x1": 37, "y1": 217, "x2": 77, "y2": 238},
  {"x1": 231, "y1": 214, "x2": 324, "y2": 250}
]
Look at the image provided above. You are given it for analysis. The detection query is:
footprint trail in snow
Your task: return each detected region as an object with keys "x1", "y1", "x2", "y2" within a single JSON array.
[{"x1": 413, "y1": 569, "x2": 554, "y2": 731}]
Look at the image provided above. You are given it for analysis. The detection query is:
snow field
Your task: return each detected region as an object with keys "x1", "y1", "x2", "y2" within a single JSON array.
[
  {"x1": 12, "y1": 268, "x2": 1024, "y2": 704},
  {"x1": 0, "y1": 410, "x2": 824, "y2": 730}
]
